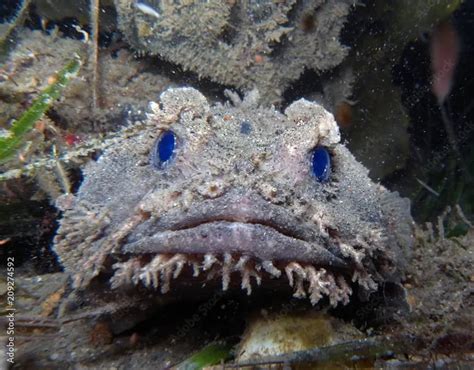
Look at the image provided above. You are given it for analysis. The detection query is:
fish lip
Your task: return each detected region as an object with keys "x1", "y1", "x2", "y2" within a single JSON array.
[
  {"x1": 124, "y1": 221, "x2": 348, "y2": 270},
  {"x1": 134, "y1": 190, "x2": 322, "y2": 242},
  {"x1": 123, "y1": 190, "x2": 349, "y2": 269}
]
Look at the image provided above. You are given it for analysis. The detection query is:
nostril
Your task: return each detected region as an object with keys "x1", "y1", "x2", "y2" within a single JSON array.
[
  {"x1": 197, "y1": 180, "x2": 229, "y2": 199},
  {"x1": 258, "y1": 182, "x2": 287, "y2": 204},
  {"x1": 259, "y1": 182, "x2": 278, "y2": 201}
]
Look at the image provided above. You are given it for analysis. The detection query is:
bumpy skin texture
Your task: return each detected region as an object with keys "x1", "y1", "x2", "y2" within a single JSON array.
[
  {"x1": 114, "y1": 0, "x2": 352, "y2": 104},
  {"x1": 54, "y1": 87, "x2": 413, "y2": 308}
]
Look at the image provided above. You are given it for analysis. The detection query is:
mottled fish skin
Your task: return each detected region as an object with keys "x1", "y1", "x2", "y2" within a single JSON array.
[
  {"x1": 54, "y1": 88, "x2": 413, "y2": 307},
  {"x1": 114, "y1": 0, "x2": 353, "y2": 105}
]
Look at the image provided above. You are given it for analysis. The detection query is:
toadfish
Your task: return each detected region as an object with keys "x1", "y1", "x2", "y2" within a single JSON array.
[{"x1": 54, "y1": 88, "x2": 413, "y2": 318}]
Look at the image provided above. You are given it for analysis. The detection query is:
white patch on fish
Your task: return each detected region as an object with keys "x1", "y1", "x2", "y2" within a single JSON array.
[{"x1": 135, "y1": 2, "x2": 161, "y2": 19}]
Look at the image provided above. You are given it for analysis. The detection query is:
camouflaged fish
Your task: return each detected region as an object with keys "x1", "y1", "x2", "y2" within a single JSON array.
[{"x1": 54, "y1": 87, "x2": 413, "y2": 309}]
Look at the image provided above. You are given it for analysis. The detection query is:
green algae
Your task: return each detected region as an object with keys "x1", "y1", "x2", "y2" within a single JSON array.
[
  {"x1": 175, "y1": 342, "x2": 233, "y2": 370},
  {"x1": 0, "y1": 56, "x2": 81, "y2": 163},
  {"x1": 0, "y1": 0, "x2": 31, "y2": 59}
]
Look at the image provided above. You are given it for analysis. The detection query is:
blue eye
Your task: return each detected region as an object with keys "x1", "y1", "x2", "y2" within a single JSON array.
[
  {"x1": 152, "y1": 130, "x2": 176, "y2": 168},
  {"x1": 311, "y1": 147, "x2": 331, "y2": 182}
]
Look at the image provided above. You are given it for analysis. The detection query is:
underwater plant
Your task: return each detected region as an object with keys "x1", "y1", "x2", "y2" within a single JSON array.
[{"x1": 0, "y1": 56, "x2": 81, "y2": 163}]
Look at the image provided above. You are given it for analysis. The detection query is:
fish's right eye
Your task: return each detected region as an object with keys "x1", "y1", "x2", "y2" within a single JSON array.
[{"x1": 151, "y1": 130, "x2": 177, "y2": 169}]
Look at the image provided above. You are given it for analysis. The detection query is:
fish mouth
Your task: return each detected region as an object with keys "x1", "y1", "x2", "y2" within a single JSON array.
[
  {"x1": 124, "y1": 190, "x2": 348, "y2": 268},
  {"x1": 110, "y1": 191, "x2": 355, "y2": 306},
  {"x1": 124, "y1": 220, "x2": 347, "y2": 269}
]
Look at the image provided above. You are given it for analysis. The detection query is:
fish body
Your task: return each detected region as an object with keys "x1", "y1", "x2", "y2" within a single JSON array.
[{"x1": 54, "y1": 88, "x2": 413, "y2": 321}]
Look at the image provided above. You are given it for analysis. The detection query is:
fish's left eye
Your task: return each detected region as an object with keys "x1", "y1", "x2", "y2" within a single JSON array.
[
  {"x1": 151, "y1": 130, "x2": 176, "y2": 169},
  {"x1": 311, "y1": 147, "x2": 331, "y2": 182}
]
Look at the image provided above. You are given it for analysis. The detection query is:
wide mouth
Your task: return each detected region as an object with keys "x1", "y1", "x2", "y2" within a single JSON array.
[
  {"x1": 107, "y1": 191, "x2": 356, "y2": 306},
  {"x1": 124, "y1": 221, "x2": 347, "y2": 268}
]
